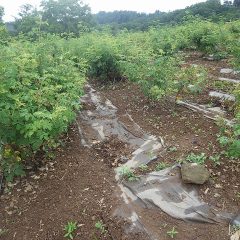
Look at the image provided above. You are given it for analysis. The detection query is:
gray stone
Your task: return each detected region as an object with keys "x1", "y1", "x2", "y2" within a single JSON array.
[
  {"x1": 176, "y1": 100, "x2": 235, "y2": 126},
  {"x1": 209, "y1": 91, "x2": 236, "y2": 101},
  {"x1": 220, "y1": 68, "x2": 234, "y2": 74},
  {"x1": 220, "y1": 68, "x2": 240, "y2": 75},
  {"x1": 204, "y1": 54, "x2": 214, "y2": 61},
  {"x1": 208, "y1": 106, "x2": 226, "y2": 116},
  {"x1": 181, "y1": 163, "x2": 210, "y2": 184},
  {"x1": 231, "y1": 214, "x2": 240, "y2": 226},
  {"x1": 218, "y1": 77, "x2": 240, "y2": 84}
]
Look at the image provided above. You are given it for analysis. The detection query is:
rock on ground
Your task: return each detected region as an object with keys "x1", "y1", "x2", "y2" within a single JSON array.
[{"x1": 181, "y1": 163, "x2": 210, "y2": 184}]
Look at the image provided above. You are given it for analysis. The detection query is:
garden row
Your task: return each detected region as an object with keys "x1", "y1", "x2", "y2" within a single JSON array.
[{"x1": 0, "y1": 18, "x2": 239, "y2": 181}]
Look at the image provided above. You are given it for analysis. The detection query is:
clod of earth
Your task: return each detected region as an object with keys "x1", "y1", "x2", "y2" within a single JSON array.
[{"x1": 181, "y1": 163, "x2": 210, "y2": 184}]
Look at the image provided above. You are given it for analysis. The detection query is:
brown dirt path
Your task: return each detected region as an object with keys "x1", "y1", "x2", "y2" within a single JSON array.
[{"x1": 0, "y1": 125, "x2": 126, "y2": 240}]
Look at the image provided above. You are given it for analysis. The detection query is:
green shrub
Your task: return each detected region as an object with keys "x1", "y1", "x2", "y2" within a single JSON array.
[
  {"x1": 1, "y1": 18, "x2": 240, "y2": 181},
  {"x1": 186, "y1": 153, "x2": 207, "y2": 164},
  {"x1": 217, "y1": 87, "x2": 240, "y2": 158},
  {"x1": 87, "y1": 44, "x2": 122, "y2": 82},
  {"x1": 0, "y1": 25, "x2": 9, "y2": 45},
  {"x1": 216, "y1": 59, "x2": 240, "y2": 158},
  {"x1": 0, "y1": 38, "x2": 86, "y2": 181},
  {"x1": 218, "y1": 121, "x2": 240, "y2": 158}
]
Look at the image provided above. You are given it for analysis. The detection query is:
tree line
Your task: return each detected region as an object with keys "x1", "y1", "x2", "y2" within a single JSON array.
[{"x1": 95, "y1": 0, "x2": 240, "y2": 31}]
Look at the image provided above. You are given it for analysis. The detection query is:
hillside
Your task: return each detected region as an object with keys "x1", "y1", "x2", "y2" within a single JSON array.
[{"x1": 94, "y1": 0, "x2": 240, "y2": 31}]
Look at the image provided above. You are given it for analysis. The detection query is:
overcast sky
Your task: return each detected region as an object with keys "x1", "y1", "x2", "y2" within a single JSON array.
[{"x1": 0, "y1": 0, "x2": 206, "y2": 21}]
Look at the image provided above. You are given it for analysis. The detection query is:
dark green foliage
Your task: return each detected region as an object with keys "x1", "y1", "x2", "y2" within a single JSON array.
[
  {"x1": 4, "y1": 0, "x2": 240, "y2": 34},
  {"x1": 1, "y1": 6, "x2": 240, "y2": 182},
  {"x1": 0, "y1": 37, "x2": 86, "y2": 181},
  {"x1": 218, "y1": 119, "x2": 240, "y2": 158},
  {"x1": 217, "y1": 83, "x2": 240, "y2": 158},
  {"x1": 12, "y1": 0, "x2": 95, "y2": 36},
  {"x1": 87, "y1": 45, "x2": 122, "y2": 82},
  {"x1": 94, "y1": 11, "x2": 155, "y2": 31},
  {"x1": 0, "y1": 25, "x2": 9, "y2": 45},
  {"x1": 0, "y1": 6, "x2": 4, "y2": 22},
  {"x1": 1, "y1": 147, "x2": 25, "y2": 182},
  {"x1": 41, "y1": 0, "x2": 95, "y2": 34},
  {"x1": 14, "y1": 4, "x2": 41, "y2": 35},
  {"x1": 0, "y1": 7, "x2": 9, "y2": 45},
  {"x1": 234, "y1": 0, "x2": 240, "y2": 7},
  {"x1": 94, "y1": 1, "x2": 240, "y2": 31}
]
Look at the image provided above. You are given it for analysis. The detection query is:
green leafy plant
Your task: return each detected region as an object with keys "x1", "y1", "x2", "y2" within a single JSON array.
[
  {"x1": 167, "y1": 227, "x2": 178, "y2": 238},
  {"x1": 209, "y1": 155, "x2": 221, "y2": 166},
  {"x1": 1, "y1": 146, "x2": 25, "y2": 182},
  {"x1": 155, "y1": 162, "x2": 169, "y2": 171},
  {"x1": 0, "y1": 37, "x2": 86, "y2": 181},
  {"x1": 95, "y1": 220, "x2": 106, "y2": 234},
  {"x1": 0, "y1": 25, "x2": 9, "y2": 46},
  {"x1": 0, "y1": 228, "x2": 8, "y2": 237},
  {"x1": 176, "y1": 65, "x2": 207, "y2": 98},
  {"x1": 64, "y1": 221, "x2": 77, "y2": 240},
  {"x1": 186, "y1": 153, "x2": 207, "y2": 164},
  {"x1": 139, "y1": 164, "x2": 149, "y2": 171},
  {"x1": 236, "y1": 192, "x2": 240, "y2": 199},
  {"x1": 168, "y1": 146, "x2": 177, "y2": 152},
  {"x1": 147, "y1": 151, "x2": 155, "y2": 159},
  {"x1": 1, "y1": 17, "x2": 240, "y2": 184},
  {"x1": 87, "y1": 42, "x2": 122, "y2": 83},
  {"x1": 118, "y1": 166, "x2": 139, "y2": 181},
  {"x1": 217, "y1": 115, "x2": 240, "y2": 158},
  {"x1": 232, "y1": 224, "x2": 240, "y2": 234}
]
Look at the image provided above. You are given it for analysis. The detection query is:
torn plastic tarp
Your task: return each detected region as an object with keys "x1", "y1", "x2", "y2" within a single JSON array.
[
  {"x1": 78, "y1": 85, "x2": 236, "y2": 237},
  {"x1": 122, "y1": 166, "x2": 232, "y2": 223}
]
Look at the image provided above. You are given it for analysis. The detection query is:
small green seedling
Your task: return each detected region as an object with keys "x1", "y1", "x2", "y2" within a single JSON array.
[
  {"x1": 188, "y1": 84, "x2": 203, "y2": 94},
  {"x1": 147, "y1": 151, "x2": 155, "y2": 159},
  {"x1": 0, "y1": 228, "x2": 8, "y2": 236},
  {"x1": 167, "y1": 227, "x2": 178, "y2": 238},
  {"x1": 95, "y1": 220, "x2": 106, "y2": 234},
  {"x1": 176, "y1": 158, "x2": 184, "y2": 164},
  {"x1": 118, "y1": 166, "x2": 139, "y2": 181},
  {"x1": 155, "y1": 162, "x2": 169, "y2": 171},
  {"x1": 168, "y1": 146, "x2": 177, "y2": 153},
  {"x1": 209, "y1": 155, "x2": 221, "y2": 166},
  {"x1": 186, "y1": 152, "x2": 206, "y2": 164},
  {"x1": 171, "y1": 111, "x2": 178, "y2": 117},
  {"x1": 64, "y1": 221, "x2": 77, "y2": 239},
  {"x1": 232, "y1": 224, "x2": 240, "y2": 235},
  {"x1": 139, "y1": 164, "x2": 148, "y2": 171},
  {"x1": 236, "y1": 192, "x2": 240, "y2": 199}
]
